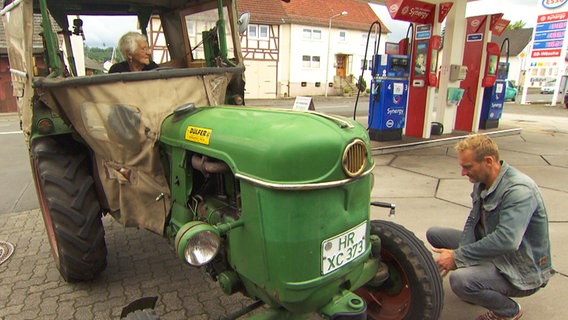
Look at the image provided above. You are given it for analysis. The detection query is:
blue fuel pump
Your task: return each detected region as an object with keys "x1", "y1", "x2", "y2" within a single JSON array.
[
  {"x1": 479, "y1": 61, "x2": 508, "y2": 129},
  {"x1": 480, "y1": 38, "x2": 510, "y2": 130},
  {"x1": 368, "y1": 54, "x2": 411, "y2": 141}
]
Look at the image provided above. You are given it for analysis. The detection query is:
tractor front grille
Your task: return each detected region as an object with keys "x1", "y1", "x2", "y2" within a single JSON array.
[{"x1": 342, "y1": 139, "x2": 368, "y2": 177}]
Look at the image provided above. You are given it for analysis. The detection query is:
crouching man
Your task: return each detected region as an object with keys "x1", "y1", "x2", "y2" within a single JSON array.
[{"x1": 427, "y1": 135, "x2": 552, "y2": 320}]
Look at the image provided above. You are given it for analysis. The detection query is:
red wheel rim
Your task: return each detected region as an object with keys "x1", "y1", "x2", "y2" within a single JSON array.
[
  {"x1": 355, "y1": 250, "x2": 412, "y2": 320},
  {"x1": 33, "y1": 160, "x2": 59, "y2": 259}
]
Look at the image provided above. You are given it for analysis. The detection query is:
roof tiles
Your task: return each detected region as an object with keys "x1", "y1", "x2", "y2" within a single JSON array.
[{"x1": 237, "y1": 0, "x2": 387, "y2": 32}]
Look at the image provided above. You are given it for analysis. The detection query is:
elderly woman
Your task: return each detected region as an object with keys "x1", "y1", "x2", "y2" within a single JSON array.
[{"x1": 109, "y1": 32, "x2": 159, "y2": 73}]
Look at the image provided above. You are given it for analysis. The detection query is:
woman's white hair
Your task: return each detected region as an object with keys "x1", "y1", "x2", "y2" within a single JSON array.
[{"x1": 118, "y1": 32, "x2": 147, "y2": 60}]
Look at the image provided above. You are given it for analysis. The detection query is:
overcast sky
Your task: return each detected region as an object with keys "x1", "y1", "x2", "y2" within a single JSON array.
[
  {"x1": 79, "y1": 0, "x2": 541, "y2": 48},
  {"x1": 77, "y1": 16, "x2": 138, "y2": 48},
  {"x1": 372, "y1": 0, "x2": 540, "y2": 42}
]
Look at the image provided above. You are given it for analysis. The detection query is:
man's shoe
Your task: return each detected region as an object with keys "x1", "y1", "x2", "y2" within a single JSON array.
[{"x1": 474, "y1": 303, "x2": 523, "y2": 320}]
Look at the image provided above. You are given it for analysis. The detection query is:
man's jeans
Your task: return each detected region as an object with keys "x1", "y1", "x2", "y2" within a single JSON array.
[{"x1": 426, "y1": 227, "x2": 538, "y2": 317}]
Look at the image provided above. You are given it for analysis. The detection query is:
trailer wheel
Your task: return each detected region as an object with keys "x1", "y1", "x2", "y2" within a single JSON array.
[
  {"x1": 356, "y1": 220, "x2": 444, "y2": 320},
  {"x1": 30, "y1": 136, "x2": 107, "y2": 282}
]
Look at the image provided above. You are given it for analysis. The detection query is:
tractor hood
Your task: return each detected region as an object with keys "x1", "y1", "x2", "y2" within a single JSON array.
[{"x1": 160, "y1": 106, "x2": 374, "y2": 185}]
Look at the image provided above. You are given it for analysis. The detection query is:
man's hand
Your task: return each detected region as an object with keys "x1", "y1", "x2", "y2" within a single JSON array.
[{"x1": 431, "y1": 247, "x2": 457, "y2": 277}]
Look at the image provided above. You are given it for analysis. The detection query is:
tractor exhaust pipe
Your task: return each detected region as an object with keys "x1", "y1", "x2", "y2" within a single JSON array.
[{"x1": 191, "y1": 154, "x2": 230, "y2": 176}]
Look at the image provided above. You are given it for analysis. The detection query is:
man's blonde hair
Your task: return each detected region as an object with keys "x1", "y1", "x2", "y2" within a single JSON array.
[{"x1": 455, "y1": 135, "x2": 500, "y2": 163}]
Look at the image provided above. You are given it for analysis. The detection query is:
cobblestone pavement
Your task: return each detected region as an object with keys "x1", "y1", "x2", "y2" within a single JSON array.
[
  {"x1": 1, "y1": 103, "x2": 567, "y2": 320},
  {"x1": 0, "y1": 211, "x2": 256, "y2": 320}
]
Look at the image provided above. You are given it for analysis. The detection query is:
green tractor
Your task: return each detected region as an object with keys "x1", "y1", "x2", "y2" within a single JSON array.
[{"x1": 1, "y1": 0, "x2": 443, "y2": 318}]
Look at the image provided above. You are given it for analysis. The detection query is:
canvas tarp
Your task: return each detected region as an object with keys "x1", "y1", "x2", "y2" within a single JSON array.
[
  {"x1": 36, "y1": 73, "x2": 230, "y2": 234},
  {"x1": 1, "y1": 0, "x2": 34, "y2": 142}
]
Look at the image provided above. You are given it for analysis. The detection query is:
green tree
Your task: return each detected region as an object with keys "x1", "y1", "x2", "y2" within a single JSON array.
[
  {"x1": 507, "y1": 20, "x2": 526, "y2": 30},
  {"x1": 84, "y1": 46, "x2": 120, "y2": 63}
]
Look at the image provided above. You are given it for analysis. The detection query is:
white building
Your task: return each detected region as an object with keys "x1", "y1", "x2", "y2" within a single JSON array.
[
  {"x1": 237, "y1": 0, "x2": 389, "y2": 99},
  {"x1": 491, "y1": 28, "x2": 534, "y2": 88}
]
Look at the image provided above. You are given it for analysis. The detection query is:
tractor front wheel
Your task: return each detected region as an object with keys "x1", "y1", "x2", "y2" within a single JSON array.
[
  {"x1": 356, "y1": 220, "x2": 444, "y2": 320},
  {"x1": 31, "y1": 136, "x2": 107, "y2": 282}
]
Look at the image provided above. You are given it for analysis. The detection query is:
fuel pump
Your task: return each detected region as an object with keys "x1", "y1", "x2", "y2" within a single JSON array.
[
  {"x1": 456, "y1": 14, "x2": 509, "y2": 132},
  {"x1": 479, "y1": 39, "x2": 509, "y2": 129},
  {"x1": 405, "y1": 23, "x2": 442, "y2": 138},
  {"x1": 367, "y1": 50, "x2": 411, "y2": 141}
]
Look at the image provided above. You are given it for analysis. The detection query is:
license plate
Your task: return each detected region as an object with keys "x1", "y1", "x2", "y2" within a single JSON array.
[{"x1": 321, "y1": 221, "x2": 367, "y2": 275}]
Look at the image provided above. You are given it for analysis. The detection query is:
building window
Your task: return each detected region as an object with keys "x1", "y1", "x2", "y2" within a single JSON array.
[
  {"x1": 303, "y1": 28, "x2": 322, "y2": 40},
  {"x1": 312, "y1": 29, "x2": 322, "y2": 40},
  {"x1": 302, "y1": 55, "x2": 321, "y2": 68},
  {"x1": 259, "y1": 25, "x2": 269, "y2": 39},
  {"x1": 312, "y1": 56, "x2": 320, "y2": 68},
  {"x1": 248, "y1": 25, "x2": 258, "y2": 38},
  {"x1": 248, "y1": 24, "x2": 270, "y2": 40},
  {"x1": 302, "y1": 55, "x2": 311, "y2": 67},
  {"x1": 339, "y1": 31, "x2": 346, "y2": 42}
]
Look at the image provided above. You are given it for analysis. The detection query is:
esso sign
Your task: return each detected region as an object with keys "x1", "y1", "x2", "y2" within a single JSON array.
[{"x1": 542, "y1": 0, "x2": 567, "y2": 9}]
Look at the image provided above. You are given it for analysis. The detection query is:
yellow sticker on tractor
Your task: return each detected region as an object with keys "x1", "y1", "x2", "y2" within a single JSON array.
[{"x1": 185, "y1": 126, "x2": 212, "y2": 145}]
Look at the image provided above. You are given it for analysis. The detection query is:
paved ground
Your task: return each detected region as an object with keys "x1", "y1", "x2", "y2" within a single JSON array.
[
  {"x1": 1, "y1": 102, "x2": 567, "y2": 319},
  {"x1": 0, "y1": 211, "x2": 258, "y2": 319}
]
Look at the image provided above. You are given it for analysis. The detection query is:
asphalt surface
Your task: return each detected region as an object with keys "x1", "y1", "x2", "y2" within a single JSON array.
[{"x1": 0, "y1": 100, "x2": 567, "y2": 320}]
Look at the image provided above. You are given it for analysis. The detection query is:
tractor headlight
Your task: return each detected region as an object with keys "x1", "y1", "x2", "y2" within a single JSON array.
[
  {"x1": 342, "y1": 139, "x2": 368, "y2": 177},
  {"x1": 175, "y1": 222, "x2": 220, "y2": 266}
]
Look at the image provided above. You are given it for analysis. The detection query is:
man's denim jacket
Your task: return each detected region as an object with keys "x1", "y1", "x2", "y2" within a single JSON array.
[{"x1": 453, "y1": 161, "x2": 553, "y2": 290}]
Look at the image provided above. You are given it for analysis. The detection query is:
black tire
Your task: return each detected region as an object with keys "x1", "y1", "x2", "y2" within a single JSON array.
[
  {"x1": 30, "y1": 136, "x2": 107, "y2": 282},
  {"x1": 357, "y1": 220, "x2": 444, "y2": 320}
]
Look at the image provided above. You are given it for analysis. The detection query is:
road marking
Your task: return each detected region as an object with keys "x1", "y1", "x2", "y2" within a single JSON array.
[{"x1": 0, "y1": 131, "x2": 22, "y2": 135}]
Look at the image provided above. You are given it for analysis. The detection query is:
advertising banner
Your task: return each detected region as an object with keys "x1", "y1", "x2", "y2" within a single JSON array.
[
  {"x1": 521, "y1": 0, "x2": 568, "y2": 105},
  {"x1": 438, "y1": 2, "x2": 454, "y2": 23},
  {"x1": 531, "y1": 10, "x2": 568, "y2": 58},
  {"x1": 385, "y1": 0, "x2": 435, "y2": 24}
]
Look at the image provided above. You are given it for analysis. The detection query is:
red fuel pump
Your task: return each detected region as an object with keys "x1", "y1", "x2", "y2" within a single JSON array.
[
  {"x1": 455, "y1": 14, "x2": 507, "y2": 132},
  {"x1": 384, "y1": 0, "x2": 452, "y2": 138},
  {"x1": 427, "y1": 35, "x2": 442, "y2": 87},
  {"x1": 406, "y1": 26, "x2": 441, "y2": 137},
  {"x1": 482, "y1": 42, "x2": 500, "y2": 87}
]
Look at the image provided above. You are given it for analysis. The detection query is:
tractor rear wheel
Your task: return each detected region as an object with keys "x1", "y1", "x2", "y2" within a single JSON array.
[
  {"x1": 30, "y1": 136, "x2": 107, "y2": 282},
  {"x1": 357, "y1": 220, "x2": 444, "y2": 320}
]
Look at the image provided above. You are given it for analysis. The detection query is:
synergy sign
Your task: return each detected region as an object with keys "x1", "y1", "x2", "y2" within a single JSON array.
[
  {"x1": 521, "y1": 0, "x2": 568, "y2": 104},
  {"x1": 531, "y1": 11, "x2": 568, "y2": 57},
  {"x1": 384, "y1": 0, "x2": 453, "y2": 25}
]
